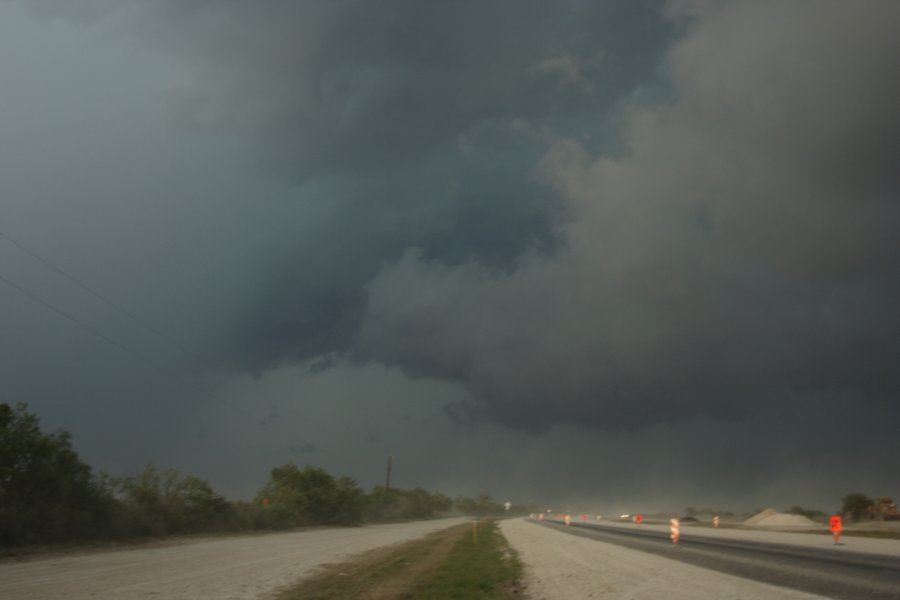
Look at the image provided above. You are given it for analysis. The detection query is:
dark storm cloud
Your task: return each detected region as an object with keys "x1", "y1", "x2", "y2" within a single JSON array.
[
  {"x1": 110, "y1": 0, "x2": 675, "y2": 371},
  {"x1": 13, "y1": 0, "x2": 899, "y2": 447},
  {"x1": 355, "y1": 0, "x2": 900, "y2": 432},
  {"x1": 13, "y1": 0, "x2": 119, "y2": 23},
  {"x1": 141, "y1": 0, "x2": 672, "y2": 178},
  {"x1": 11, "y1": 0, "x2": 676, "y2": 371},
  {"x1": 137, "y1": 0, "x2": 900, "y2": 436}
]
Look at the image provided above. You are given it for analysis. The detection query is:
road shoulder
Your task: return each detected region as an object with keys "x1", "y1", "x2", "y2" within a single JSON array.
[{"x1": 500, "y1": 518, "x2": 828, "y2": 600}]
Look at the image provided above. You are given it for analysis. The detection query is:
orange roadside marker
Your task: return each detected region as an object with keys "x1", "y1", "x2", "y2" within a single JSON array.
[{"x1": 830, "y1": 515, "x2": 842, "y2": 544}]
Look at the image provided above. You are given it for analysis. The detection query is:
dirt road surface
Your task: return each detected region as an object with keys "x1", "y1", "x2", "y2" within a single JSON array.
[
  {"x1": 501, "y1": 518, "x2": 832, "y2": 599},
  {"x1": 0, "y1": 517, "x2": 468, "y2": 600}
]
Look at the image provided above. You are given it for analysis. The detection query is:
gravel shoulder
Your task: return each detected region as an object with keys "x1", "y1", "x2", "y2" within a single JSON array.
[
  {"x1": 501, "y1": 518, "x2": 830, "y2": 600},
  {"x1": 0, "y1": 517, "x2": 469, "y2": 600}
]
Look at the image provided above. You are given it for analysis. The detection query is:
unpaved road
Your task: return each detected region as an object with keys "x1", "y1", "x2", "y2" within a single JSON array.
[
  {"x1": 0, "y1": 517, "x2": 468, "y2": 600},
  {"x1": 501, "y1": 519, "x2": 900, "y2": 600}
]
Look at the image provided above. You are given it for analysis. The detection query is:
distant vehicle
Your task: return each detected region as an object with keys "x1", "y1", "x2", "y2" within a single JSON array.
[{"x1": 868, "y1": 496, "x2": 900, "y2": 521}]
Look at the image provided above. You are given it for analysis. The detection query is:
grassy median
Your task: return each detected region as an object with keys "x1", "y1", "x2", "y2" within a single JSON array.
[{"x1": 276, "y1": 520, "x2": 523, "y2": 600}]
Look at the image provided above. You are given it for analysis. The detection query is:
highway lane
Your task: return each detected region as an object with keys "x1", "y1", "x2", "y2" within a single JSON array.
[{"x1": 535, "y1": 519, "x2": 900, "y2": 600}]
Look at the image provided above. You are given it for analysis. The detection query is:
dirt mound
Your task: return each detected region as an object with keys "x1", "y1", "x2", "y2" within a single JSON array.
[
  {"x1": 755, "y1": 513, "x2": 817, "y2": 527},
  {"x1": 744, "y1": 509, "x2": 816, "y2": 528},
  {"x1": 743, "y1": 508, "x2": 779, "y2": 526}
]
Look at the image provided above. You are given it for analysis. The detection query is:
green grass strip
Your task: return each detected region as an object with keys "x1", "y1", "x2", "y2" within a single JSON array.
[{"x1": 416, "y1": 520, "x2": 523, "y2": 599}]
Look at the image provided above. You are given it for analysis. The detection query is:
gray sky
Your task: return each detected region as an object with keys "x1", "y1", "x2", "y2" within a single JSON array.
[{"x1": 1, "y1": 0, "x2": 898, "y2": 513}]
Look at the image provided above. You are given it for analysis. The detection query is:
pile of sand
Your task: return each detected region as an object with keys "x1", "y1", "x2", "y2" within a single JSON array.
[
  {"x1": 754, "y1": 513, "x2": 817, "y2": 527},
  {"x1": 743, "y1": 508, "x2": 779, "y2": 526},
  {"x1": 744, "y1": 509, "x2": 816, "y2": 528}
]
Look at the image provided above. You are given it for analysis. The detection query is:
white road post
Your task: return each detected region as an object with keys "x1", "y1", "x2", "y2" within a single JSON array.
[{"x1": 670, "y1": 518, "x2": 680, "y2": 545}]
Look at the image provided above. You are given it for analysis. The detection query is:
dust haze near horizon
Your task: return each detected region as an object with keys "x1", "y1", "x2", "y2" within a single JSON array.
[{"x1": 1, "y1": 0, "x2": 898, "y2": 512}]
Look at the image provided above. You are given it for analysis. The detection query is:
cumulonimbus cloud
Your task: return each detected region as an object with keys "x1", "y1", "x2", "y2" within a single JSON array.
[
  {"x1": 354, "y1": 0, "x2": 900, "y2": 431},
  {"x1": 20, "y1": 0, "x2": 899, "y2": 434}
]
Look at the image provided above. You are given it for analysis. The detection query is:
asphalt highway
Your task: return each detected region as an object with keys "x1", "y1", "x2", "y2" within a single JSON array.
[{"x1": 536, "y1": 520, "x2": 900, "y2": 600}]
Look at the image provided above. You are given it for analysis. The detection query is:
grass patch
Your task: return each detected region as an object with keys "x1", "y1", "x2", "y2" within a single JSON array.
[
  {"x1": 277, "y1": 520, "x2": 523, "y2": 600},
  {"x1": 418, "y1": 520, "x2": 522, "y2": 599}
]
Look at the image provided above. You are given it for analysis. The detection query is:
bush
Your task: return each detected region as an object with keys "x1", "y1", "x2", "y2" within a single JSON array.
[
  {"x1": 840, "y1": 493, "x2": 874, "y2": 522},
  {"x1": 0, "y1": 403, "x2": 115, "y2": 544},
  {"x1": 113, "y1": 465, "x2": 234, "y2": 536},
  {"x1": 455, "y1": 494, "x2": 505, "y2": 516},
  {"x1": 364, "y1": 486, "x2": 453, "y2": 522},
  {"x1": 1, "y1": 403, "x2": 507, "y2": 546},
  {"x1": 256, "y1": 464, "x2": 364, "y2": 528}
]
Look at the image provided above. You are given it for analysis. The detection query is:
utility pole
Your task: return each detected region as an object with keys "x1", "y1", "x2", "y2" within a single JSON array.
[{"x1": 385, "y1": 455, "x2": 393, "y2": 489}]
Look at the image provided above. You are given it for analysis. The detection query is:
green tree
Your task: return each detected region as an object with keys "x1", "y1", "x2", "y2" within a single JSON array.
[
  {"x1": 0, "y1": 403, "x2": 114, "y2": 544},
  {"x1": 256, "y1": 464, "x2": 363, "y2": 528},
  {"x1": 430, "y1": 491, "x2": 453, "y2": 514},
  {"x1": 364, "y1": 486, "x2": 454, "y2": 522},
  {"x1": 115, "y1": 465, "x2": 232, "y2": 535},
  {"x1": 406, "y1": 487, "x2": 437, "y2": 519},
  {"x1": 455, "y1": 493, "x2": 504, "y2": 516},
  {"x1": 364, "y1": 485, "x2": 407, "y2": 521},
  {"x1": 840, "y1": 493, "x2": 874, "y2": 521},
  {"x1": 332, "y1": 475, "x2": 366, "y2": 525}
]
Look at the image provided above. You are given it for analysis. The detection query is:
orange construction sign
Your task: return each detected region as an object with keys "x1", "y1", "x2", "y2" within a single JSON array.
[{"x1": 830, "y1": 515, "x2": 842, "y2": 543}]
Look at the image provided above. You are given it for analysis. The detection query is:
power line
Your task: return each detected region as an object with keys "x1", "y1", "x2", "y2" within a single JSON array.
[
  {"x1": 0, "y1": 266, "x2": 302, "y2": 443},
  {"x1": 0, "y1": 271, "x2": 172, "y2": 375},
  {"x1": 0, "y1": 231, "x2": 309, "y2": 445},
  {"x1": 0, "y1": 269, "x2": 268, "y2": 430},
  {"x1": 0, "y1": 229, "x2": 206, "y2": 365}
]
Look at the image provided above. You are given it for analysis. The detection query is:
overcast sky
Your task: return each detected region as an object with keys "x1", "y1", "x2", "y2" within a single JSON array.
[{"x1": 1, "y1": 0, "x2": 898, "y2": 513}]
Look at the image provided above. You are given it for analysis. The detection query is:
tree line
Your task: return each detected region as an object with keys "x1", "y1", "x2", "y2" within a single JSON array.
[
  {"x1": 776, "y1": 494, "x2": 895, "y2": 523},
  {"x1": 0, "y1": 403, "x2": 522, "y2": 546}
]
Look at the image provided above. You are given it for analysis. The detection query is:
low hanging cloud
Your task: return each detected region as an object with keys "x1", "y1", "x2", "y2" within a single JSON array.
[
  {"x1": 119, "y1": 0, "x2": 677, "y2": 372},
  {"x1": 17, "y1": 0, "x2": 900, "y2": 436},
  {"x1": 354, "y1": 0, "x2": 900, "y2": 431}
]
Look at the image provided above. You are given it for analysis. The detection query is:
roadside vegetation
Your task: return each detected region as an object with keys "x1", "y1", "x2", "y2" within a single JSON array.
[
  {"x1": 419, "y1": 520, "x2": 523, "y2": 599},
  {"x1": 679, "y1": 498, "x2": 900, "y2": 539},
  {"x1": 277, "y1": 520, "x2": 523, "y2": 600},
  {"x1": 685, "y1": 494, "x2": 898, "y2": 527},
  {"x1": 783, "y1": 494, "x2": 899, "y2": 525},
  {"x1": 0, "y1": 403, "x2": 529, "y2": 549}
]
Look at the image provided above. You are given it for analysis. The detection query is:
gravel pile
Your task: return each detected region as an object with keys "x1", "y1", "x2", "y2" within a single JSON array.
[
  {"x1": 744, "y1": 508, "x2": 780, "y2": 526},
  {"x1": 745, "y1": 509, "x2": 817, "y2": 528}
]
